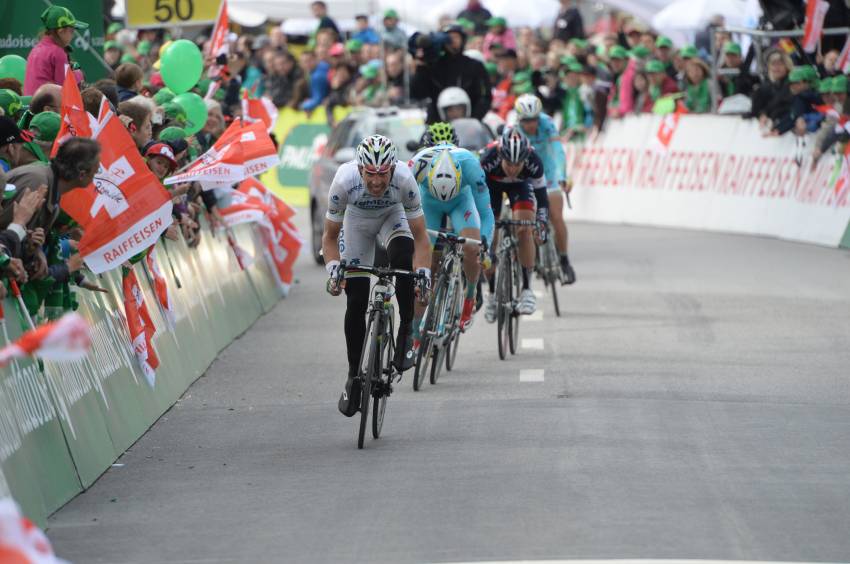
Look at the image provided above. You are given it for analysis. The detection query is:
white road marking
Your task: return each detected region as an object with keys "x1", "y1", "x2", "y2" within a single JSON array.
[
  {"x1": 526, "y1": 310, "x2": 544, "y2": 321},
  {"x1": 520, "y1": 369, "x2": 545, "y2": 382},
  {"x1": 521, "y1": 338, "x2": 544, "y2": 350}
]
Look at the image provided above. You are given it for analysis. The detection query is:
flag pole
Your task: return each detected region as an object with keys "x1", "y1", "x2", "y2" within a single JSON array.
[{"x1": 10, "y1": 280, "x2": 36, "y2": 331}]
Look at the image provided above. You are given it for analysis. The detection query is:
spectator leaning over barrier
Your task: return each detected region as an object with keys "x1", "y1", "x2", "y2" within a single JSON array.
[
  {"x1": 381, "y1": 10, "x2": 408, "y2": 50},
  {"x1": 24, "y1": 5, "x2": 87, "y2": 95},
  {"x1": 684, "y1": 57, "x2": 711, "y2": 113},
  {"x1": 717, "y1": 42, "x2": 759, "y2": 99},
  {"x1": 750, "y1": 49, "x2": 793, "y2": 129},
  {"x1": 606, "y1": 45, "x2": 629, "y2": 118},
  {"x1": 560, "y1": 62, "x2": 586, "y2": 138},
  {"x1": 769, "y1": 67, "x2": 823, "y2": 137}
]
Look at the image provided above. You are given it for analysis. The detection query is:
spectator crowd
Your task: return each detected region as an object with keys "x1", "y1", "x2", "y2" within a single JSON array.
[{"x1": 1, "y1": 0, "x2": 848, "y2": 320}]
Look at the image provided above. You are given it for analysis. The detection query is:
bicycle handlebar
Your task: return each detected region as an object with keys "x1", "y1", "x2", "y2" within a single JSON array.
[
  {"x1": 337, "y1": 261, "x2": 427, "y2": 280},
  {"x1": 426, "y1": 229, "x2": 482, "y2": 246}
]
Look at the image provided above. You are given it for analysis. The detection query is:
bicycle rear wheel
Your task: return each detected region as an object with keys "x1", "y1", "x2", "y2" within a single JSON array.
[
  {"x1": 546, "y1": 238, "x2": 561, "y2": 317},
  {"x1": 496, "y1": 251, "x2": 511, "y2": 360},
  {"x1": 508, "y1": 248, "x2": 521, "y2": 356}
]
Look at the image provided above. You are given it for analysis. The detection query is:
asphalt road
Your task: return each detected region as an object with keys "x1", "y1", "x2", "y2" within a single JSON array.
[{"x1": 46, "y1": 220, "x2": 850, "y2": 564}]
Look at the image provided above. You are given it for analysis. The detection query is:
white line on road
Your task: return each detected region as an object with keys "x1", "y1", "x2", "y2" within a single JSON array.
[
  {"x1": 522, "y1": 338, "x2": 544, "y2": 350},
  {"x1": 520, "y1": 369, "x2": 545, "y2": 382}
]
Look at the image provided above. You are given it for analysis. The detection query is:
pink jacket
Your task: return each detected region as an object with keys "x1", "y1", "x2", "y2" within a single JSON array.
[
  {"x1": 24, "y1": 36, "x2": 84, "y2": 95},
  {"x1": 616, "y1": 58, "x2": 637, "y2": 116},
  {"x1": 482, "y1": 29, "x2": 517, "y2": 59}
]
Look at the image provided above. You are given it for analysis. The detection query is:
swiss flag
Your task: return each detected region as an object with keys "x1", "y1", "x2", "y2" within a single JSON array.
[
  {"x1": 123, "y1": 268, "x2": 159, "y2": 386},
  {"x1": 654, "y1": 102, "x2": 687, "y2": 150},
  {"x1": 837, "y1": 34, "x2": 850, "y2": 73},
  {"x1": 51, "y1": 67, "x2": 96, "y2": 157},
  {"x1": 208, "y1": 0, "x2": 230, "y2": 58},
  {"x1": 0, "y1": 497, "x2": 69, "y2": 564},
  {"x1": 163, "y1": 119, "x2": 278, "y2": 188},
  {"x1": 241, "y1": 90, "x2": 279, "y2": 132},
  {"x1": 145, "y1": 249, "x2": 175, "y2": 327},
  {"x1": 803, "y1": 0, "x2": 830, "y2": 53},
  {"x1": 0, "y1": 313, "x2": 91, "y2": 368},
  {"x1": 60, "y1": 103, "x2": 173, "y2": 274}
]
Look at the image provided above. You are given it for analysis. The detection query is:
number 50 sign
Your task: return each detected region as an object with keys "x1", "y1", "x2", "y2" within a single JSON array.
[{"x1": 125, "y1": 0, "x2": 220, "y2": 29}]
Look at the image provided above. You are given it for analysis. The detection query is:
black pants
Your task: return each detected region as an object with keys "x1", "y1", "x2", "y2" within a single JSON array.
[{"x1": 344, "y1": 236, "x2": 415, "y2": 373}]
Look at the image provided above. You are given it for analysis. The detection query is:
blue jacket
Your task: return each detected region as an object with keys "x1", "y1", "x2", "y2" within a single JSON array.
[
  {"x1": 517, "y1": 112, "x2": 566, "y2": 187},
  {"x1": 352, "y1": 28, "x2": 381, "y2": 45},
  {"x1": 300, "y1": 60, "x2": 330, "y2": 111}
]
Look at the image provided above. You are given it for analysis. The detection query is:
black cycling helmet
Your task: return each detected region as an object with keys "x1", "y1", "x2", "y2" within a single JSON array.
[
  {"x1": 498, "y1": 126, "x2": 531, "y2": 163},
  {"x1": 423, "y1": 121, "x2": 459, "y2": 147}
]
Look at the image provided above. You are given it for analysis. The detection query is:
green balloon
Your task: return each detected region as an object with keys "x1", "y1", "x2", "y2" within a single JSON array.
[
  {"x1": 0, "y1": 55, "x2": 27, "y2": 84},
  {"x1": 160, "y1": 39, "x2": 202, "y2": 94},
  {"x1": 173, "y1": 92, "x2": 207, "y2": 135}
]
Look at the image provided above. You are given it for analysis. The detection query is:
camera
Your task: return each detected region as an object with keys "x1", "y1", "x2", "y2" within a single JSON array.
[{"x1": 408, "y1": 31, "x2": 448, "y2": 64}]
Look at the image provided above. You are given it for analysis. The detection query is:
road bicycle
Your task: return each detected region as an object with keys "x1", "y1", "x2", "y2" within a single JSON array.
[
  {"x1": 332, "y1": 262, "x2": 428, "y2": 449},
  {"x1": 413, "y1": 230, "x2": 481, "y2": 391},
  {"x1": 492, "y1": 219, "x2": 536, "y2": 360}
]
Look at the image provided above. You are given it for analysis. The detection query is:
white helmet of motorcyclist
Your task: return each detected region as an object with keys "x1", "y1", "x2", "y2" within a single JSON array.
[{"x1": 437, "y1": 87, "x2": 471, "y2": 121}]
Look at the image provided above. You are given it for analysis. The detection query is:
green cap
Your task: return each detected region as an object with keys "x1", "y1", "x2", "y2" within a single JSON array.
[
  {"x1": 802, "y1": 65, "x2": 819, "y2": 82},
  {"x1": 383, "y1": 9, "x2": 399, "y2": 19},
  {"x1": 359, "y1": 63, "x2": 379, "y2": 80},
  {"x1": 159, "y1": 126, "x2": 187, "y2": 142},
  {"x1": 723, "y1": 42, "x2": 742, "y2": 56},
  {"x1": 137, "y1": 40, "x2": 152, "y2": 55},
  {"x1": 103, "y1": 40, "x2": 122, "y2": 51},
  {"x1": 645, "y1": 59, "x2": 666, "y2": 73},
  {"x1": 40, "y1": 5, "x2": 88, "y2": 30},
  {"x1": 457, "y1": 18, "x2": 475, "y2": 31},
  {"x1": 656, "y1": 36, "x2": 673, "y2": 49},
  {"x1": 162, "y1": 101, "x2": 188, "y2": 124},
  {"x1": 29, "y1": 111, "x2": 60, "y2": 142},
  {"x1": 0, "y1": 90, "x2": 22, "y2": 118},
  {"x1": 679, "y1": 45, "x2": 698, "y2": 58},
  {"x1": 559, "y1": 55, "x2": 578, "y2": 66},
  {"x1": 818, "y1": 77, "x2": 833, "y2": 93},
  {"x1": 120, "y1": 53, "x2": 139, "y2": 64},
  {"x1": 830, "y1": 74, "x2": 848, "y2": 93},
  {"x1": 346, "y1": 39, "x2": 363, "y2": 52},
  {"x1": 19, "y1": 96, "x2": 31, "y2": 108},
  {"x1": 153, "y1": 87, "x2": 175, "y2": 105},
  {"x1": 486, "y1": 17, "x2": 507, "y2": 27},
  {"x1": 484, "y1": 61, "x2": 498, "y2": 75},
  {"x1": 608, "y1": 45, "x2": 628, "y2": 60},
  {"x1": 788, "y1": 66, "x2": 808, "y2": 83},
  {"x1": 630, "y1": 45, "x2": 651, "y2": 59},
  {"x1": 107, "y1": 22, "x2": 123, "y2": 35},
  {"x1": 564, "y1": 62, "x2": 583, "y2": 73},
  {"x1": 569, "y1": 38, "x2": 588, "y2": 50}
]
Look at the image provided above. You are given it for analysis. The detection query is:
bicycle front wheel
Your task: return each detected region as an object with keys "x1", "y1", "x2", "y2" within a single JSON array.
[
  {"x1": 546, "y1": 238, "x2": 561, "y2": 317},
  {"x1": 414, "y1": 275, "x2": 444, "y2": 391},
  {"x1": 446, "y1": 271, "x2": 466, "y2": 372},
  {"x1": 495, "y1": 251, "x2": 511, "y2": 361},
  {"x1": 357, "y1": 313, "x2": 380, "y2": 449},
  {"x1": 372, "y1": 332, "x2": 391, "y2": 439},
  {"x1": 509, "y1": 248, "x2": 521, "y2": 355}
]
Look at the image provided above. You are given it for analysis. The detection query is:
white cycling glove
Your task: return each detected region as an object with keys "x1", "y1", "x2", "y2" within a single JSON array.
[{"x1": 325, "y1": 260, "x2": 340, "y2": 277}]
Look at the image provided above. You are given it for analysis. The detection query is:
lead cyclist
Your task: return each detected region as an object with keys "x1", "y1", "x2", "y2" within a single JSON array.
[{"x1": 514, "y1": 94, "x2": 576, "y2": 284}]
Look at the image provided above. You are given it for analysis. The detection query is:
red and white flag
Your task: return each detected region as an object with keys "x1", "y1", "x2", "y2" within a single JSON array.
[
  {"x1": 226, "y1": 230, "x2": 254, "y2": 270},
  {"x1": 802, "y1": 0, "x2": 830, "y2": 53},
  {"x1": 0, "y1": 498, "x2": 69, "y2": 564},
  {"x1": 163, "y1": 119, "x2": 279, "y2": 188},
  {"x1": 60, "y1": 103, "x2": 173, "y2": 274},
  {"x1": 123, "y1": 268, "x2": 159, "y2": 386},
  {"x1": 208, "y1": 0, "x2": 230, "y2": 58},
  {"x1": 654, "y1": 102, "x2": 687, "y2": 151},
  {"x1": 0, "y1": 313, "x2": 91, "y2": 368},
  {"x1": 145, "y1": 249, "x2": 175, "y2": 327},
  {"x1": 219, "y1": 191, "x2": 274, "y2": 230},
  {"x1": 241, "y1": 90, "x2": 279, "y2": 132},
  {"x1": 51, "y1": 67, "x2": 97, "y2": 157},
  {"x1": 837, "y1": 35, "x2": 850, "y2": 73}
]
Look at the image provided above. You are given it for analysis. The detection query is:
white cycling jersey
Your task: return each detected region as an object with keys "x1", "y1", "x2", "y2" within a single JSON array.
[{"x1": 326, "y1": 160, "x2": 424, "y2": 223}]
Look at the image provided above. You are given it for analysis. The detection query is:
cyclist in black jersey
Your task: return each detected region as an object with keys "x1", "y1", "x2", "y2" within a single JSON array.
[{"x1": 479, "y1": 127, "x2": 550, "y2": 319}]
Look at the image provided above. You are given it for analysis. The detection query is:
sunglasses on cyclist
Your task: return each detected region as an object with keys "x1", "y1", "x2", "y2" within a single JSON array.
[{"x1": 361, "y1": 164, "x2": 392, "y2": 175}]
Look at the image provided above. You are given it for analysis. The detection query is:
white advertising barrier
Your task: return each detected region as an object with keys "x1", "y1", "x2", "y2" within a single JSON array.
[{"x1": 568, "y1": 114, "x2": 850, "y2": 247}]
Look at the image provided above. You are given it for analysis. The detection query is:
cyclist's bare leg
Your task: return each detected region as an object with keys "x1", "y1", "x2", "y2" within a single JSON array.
[
  {"x1": 460, "y1": 227, "x2": 482, "y2": 297},
  {"x1": 548, "y1": 191, "x2": 568, "y2": 254},
  {"x1": 514, "y1": 208, "x2": 536, "y2": 270}
]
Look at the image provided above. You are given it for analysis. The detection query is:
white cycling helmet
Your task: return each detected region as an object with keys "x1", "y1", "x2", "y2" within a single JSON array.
[
  {"x1": 427, "y1": 150, "x2": 461, "y2": 201},
  {"x1": 514, "y1": 94, "x2": 543, "y2": 120},
  {"x1": 356, "y1": 134, "x2": 397, "y2": 171},
  {"x1": 437, "y1": 87, "x2": 471, "y2": 121}
]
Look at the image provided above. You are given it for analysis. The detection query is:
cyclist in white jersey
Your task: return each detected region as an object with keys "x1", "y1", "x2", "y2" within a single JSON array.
[{"x1": 323, "y1": 135, "x2": 432, "y2": 417}]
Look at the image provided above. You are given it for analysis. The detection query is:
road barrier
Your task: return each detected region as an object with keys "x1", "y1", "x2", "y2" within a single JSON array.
[
  {"x1": 568, "y1": 114, "x2": 850, "y2": 249},
  {"x1": 0, "y1": 221, "x2": 284, "y2": 526}
]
